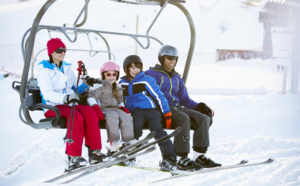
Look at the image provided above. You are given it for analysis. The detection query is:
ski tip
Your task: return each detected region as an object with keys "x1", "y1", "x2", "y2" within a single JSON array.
[
  {"x1": 240, "y1": 160, "x2": 249, "y2": 164},
  {"x1": 150, "y1": 131, "x2": 156, "y2": 136},
  {"x1": 146, "y1": 146, "x2": 156, "y2": 152},
  {"x1": 116, "y1": 156, "x2": 128, "y2": 161},
  {"x1": 138, "y1": 146, "x2": 156, "y2": 154},
  {"x1": 176, "y1": 127, "x2": 182, "y2": 133},
  {"x1": 266, "y1": 158, "x2": 274, "y2": 163}
]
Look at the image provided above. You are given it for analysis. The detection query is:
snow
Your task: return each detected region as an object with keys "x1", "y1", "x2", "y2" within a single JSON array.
[{"x1": 1, "y1": 0, "x2": 300, "y2": 185}]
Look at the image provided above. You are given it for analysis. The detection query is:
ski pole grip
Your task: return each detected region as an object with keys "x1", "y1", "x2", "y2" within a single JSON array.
[{"x1": 77, "y1": 61, "x2": 83, "y2": 76}]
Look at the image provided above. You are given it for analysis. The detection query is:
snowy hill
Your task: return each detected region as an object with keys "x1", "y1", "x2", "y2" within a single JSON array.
[
  {"x1": 1, "y1": 76, "x2": 300, "y2": 185},
  {"x1": 0, "y1": 0, "x2": 300, "y2": 185}
]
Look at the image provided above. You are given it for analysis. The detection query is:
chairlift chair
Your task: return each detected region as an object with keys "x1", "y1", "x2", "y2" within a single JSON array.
[{"x1": 12, "y1": 0, "x2": 196, "y2": 130}]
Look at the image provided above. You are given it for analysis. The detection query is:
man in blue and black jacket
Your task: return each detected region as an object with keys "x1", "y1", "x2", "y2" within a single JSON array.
[{"x1": 145, "y1": 45, "x2": 221, "y2": 169}]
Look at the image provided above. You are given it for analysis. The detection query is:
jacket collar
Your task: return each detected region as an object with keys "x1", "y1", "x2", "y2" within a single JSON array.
[
  {"x1": 133, "y1": 71, "x2": 145, "y2": 81},
  {"x1": 120, "y1": 71, "x2": 146, "y2": 82},
  {"x1": 39, "y1": 60, "x2": 71, "y2": 70},
  {"x1": 150, "y1": 64, "x2": 180, "y2": 76}
]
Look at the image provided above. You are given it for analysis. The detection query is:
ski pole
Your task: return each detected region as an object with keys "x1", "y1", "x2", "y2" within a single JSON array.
[{"x1": 64, "y1": 61, "x2": 84, "y2": 145}]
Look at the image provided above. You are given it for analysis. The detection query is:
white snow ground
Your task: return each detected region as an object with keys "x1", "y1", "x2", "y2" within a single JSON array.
[{"x1": 0, "y1": 0, "x2": 300, "y2": 185}]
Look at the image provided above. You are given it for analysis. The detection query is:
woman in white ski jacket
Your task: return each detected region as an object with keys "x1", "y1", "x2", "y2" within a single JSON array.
[{"x1": 37, "y1": 38, "x2": 105, "y2": 172}]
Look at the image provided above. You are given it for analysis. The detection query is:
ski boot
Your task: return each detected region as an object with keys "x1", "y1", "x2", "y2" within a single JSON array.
[
  {"x1": 65, "y1": 156, "x2": 88, "y2": 172},
  {"x1": 117, "y1": 157, "x2": 136, "y2": 166},
  {"x1": 177, "y1": 156, "x2": 202, "y2": 171},
  {"x1": 159, "y1": 157, "x2": 177, "y2": 172},
  {"x1": 106, "y1": 140, "x2": 125, "y2": 157},
  {"x1": 195, "y1": 154, "x2": 221, "y2": 168},
  {"x1": 88, "y1": 149, "x2": 106, "y2": 165}
]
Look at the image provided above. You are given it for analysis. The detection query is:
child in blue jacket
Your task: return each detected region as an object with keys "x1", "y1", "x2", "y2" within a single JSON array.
[{"x1": 119, "y1": 55, "x2": 177, "y2": 171}]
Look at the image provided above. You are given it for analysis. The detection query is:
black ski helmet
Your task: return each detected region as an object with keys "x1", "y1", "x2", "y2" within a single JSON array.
[
  {"x1": 123, "y1": 55, "x2": 143, "y2": 74},
  {"x1": 158, "y1": 45, "x2": 179, "y2": 65}
]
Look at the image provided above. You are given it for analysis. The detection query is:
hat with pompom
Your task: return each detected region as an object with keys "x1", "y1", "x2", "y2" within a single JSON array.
[{"x1": 47, "y1": 38, "x2": 66, "y2": 56}]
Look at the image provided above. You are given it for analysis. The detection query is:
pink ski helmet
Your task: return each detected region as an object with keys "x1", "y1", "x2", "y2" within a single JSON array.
[{"x1": 100, "y1": 61, "x2": 120, "y2": 80}]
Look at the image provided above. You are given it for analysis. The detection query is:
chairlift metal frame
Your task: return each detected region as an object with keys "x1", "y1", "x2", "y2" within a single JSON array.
[{"x1": 12, "y1": 0, "x2": 196, "y2": 129}]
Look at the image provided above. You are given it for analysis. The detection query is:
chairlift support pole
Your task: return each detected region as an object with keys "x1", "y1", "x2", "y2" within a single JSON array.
[
  {"x1": 291, "y1": 10, "x2": 300, "y2": 94},
  {"x1": 20, "y1": 0, "x2": 57, "y2": 127},
  {"x1": 169, "y1": 1, "x2": 196, "y2": 83}
]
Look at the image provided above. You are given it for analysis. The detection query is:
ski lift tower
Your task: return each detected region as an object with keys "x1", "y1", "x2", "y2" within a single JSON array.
[{"x1": 259, "y1": 0, "x2": 300, "y2": 94}]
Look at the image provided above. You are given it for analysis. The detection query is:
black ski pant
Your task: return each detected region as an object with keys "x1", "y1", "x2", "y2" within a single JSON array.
[
  {"x1": 131, "y1": 109, "x2": 177, "y2": 162},
  {"x1": 170, "y1": 106, "x2": 211, "y2": 154}
]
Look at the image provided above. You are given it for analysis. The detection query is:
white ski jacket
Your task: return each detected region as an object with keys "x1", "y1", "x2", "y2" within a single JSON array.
[{"x1": 37, "y1": 60, "x2": 88, "y2": 107}]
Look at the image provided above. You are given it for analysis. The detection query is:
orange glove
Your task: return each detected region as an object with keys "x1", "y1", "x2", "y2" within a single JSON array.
[
  {"x1": 92, "y1": 105, "x2": 104, "y2": 120},
  {"x1": 163, "y1": 111, "x2": 172, "y2": 129}
]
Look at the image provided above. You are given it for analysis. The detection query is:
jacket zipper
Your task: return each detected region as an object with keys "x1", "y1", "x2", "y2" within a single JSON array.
[{"x1": 154, "y1": 70, "x2": 177, "y2": 106}]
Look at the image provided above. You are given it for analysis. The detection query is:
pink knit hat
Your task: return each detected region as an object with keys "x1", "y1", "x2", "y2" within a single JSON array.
[{"x1": 47, "y1": 38, "x2": 66, "y2": 56}]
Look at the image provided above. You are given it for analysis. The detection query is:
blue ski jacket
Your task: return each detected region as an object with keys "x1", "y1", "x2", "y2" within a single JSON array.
[
  {"x1": 145, "y1": 64, "x2": 198, "y2": 109},
  {"x1": 119, "y1": 71, "x2": 170, "y2": 115}
]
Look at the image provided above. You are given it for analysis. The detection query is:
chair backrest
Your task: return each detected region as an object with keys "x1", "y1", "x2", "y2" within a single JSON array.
[{"x1": 26, "y1": 78, "x2": 43, "y2": 110}]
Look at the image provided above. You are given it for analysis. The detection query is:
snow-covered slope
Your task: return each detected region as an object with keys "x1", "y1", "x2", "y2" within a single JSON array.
[{"x1": 1, "y1": 76, "x2": 300, "y2": 185}]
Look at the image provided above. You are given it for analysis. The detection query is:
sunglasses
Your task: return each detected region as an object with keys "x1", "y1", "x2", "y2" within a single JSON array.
[
  {"x1": 105, "y1": 73, "x2": 117, "y2": 77},
  {"x1": 54, "y1": 48, "x2": 66, "y2": 54},
  {"x1": 166, "y1": 56, "x2": 177, "y2": 61}
]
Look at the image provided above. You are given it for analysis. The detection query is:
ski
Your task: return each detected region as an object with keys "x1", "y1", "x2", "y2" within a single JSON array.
[
  {"x1": 111, "y1": 131, "x2": 156, "y2": 158},
  {"x1": 43, "y1": 156, "x2": 127, "y2": 183},
  {"x1": 115, "y1": 164, "x2": 182, "y2": 175},
  {"x1": 116, "y1": 159, "x2": 248, "y2": 175},
  {"x1": 127, "y1": 127, "x2": 182, "y2": 156},
  {"x1": 44, "y1": 128, "x2": 180, "y2": 184},
  {"x1": 60, "y1": 126, "x2": 182, "y2": 184},
  {"x1": 60, "y1": 146, "x2": 156, "y2": 184},
  {"x1": 44, "y1": 131, "x2": 156, "y2": 183},
  {"x1": 150, "y1": 158, "x2": 274, "y2": 183}
]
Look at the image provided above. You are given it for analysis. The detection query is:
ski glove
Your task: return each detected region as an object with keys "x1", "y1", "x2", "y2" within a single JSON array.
[
  {"x1": 196, "y1": 102, "x2": 214, "y2": 126},
  {"x1": 162, "y1": 111, "x2": 172, "y2": 129},
  {"x1": 196, "y1": 102, "x2": 214, "y2": 116},
  {"x1": 63, "y1": 93, "x2": 80, "y2": 104},
  {"x1": 93, "y1": 105, "x2": 104, "y2": 120},
  {"x1": 120, "y1": 106, "x2": 130, "y2": 114},
  {"x1": 83, "y1": 75, "x2": 102, "y2": 86}
]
